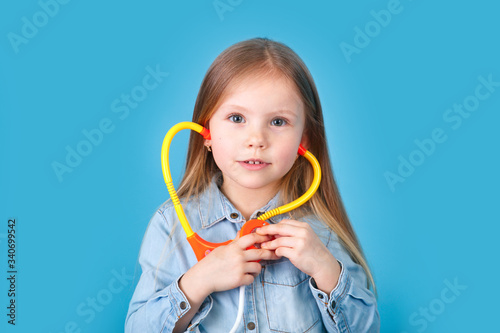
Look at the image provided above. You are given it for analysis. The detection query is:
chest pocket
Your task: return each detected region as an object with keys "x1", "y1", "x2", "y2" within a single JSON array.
[{"x1": 261, "y1": 258, "x2": 322, "y2": 332}]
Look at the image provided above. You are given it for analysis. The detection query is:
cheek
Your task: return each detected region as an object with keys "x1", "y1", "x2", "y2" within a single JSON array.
[
  {"x1": 284, "y1": 152, "x2": 299, "y2": 170},
  {"x1": 211, "y1": 137, "x2": 232, "y2": 166},
  {"x1": 276, "y1": 142, "x2": 300, "y2": 170}
]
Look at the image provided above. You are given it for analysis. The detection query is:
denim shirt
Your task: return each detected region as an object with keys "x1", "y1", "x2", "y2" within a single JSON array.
[{"x1": 125, "y1": 177, "x2": 380, "y2": 332}]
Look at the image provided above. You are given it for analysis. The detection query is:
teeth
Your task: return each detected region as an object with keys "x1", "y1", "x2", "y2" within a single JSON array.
[{"x1": 247, "y1": 161, "x2": 262, "y2": 164}]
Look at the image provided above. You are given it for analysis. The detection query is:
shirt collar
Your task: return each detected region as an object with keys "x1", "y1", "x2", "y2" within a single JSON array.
[{"x1": 197, "y1": 174, "x2": 291, "y2": 229}]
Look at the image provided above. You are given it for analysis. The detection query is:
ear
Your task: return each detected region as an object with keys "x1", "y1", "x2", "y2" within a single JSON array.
[
  {"x1": 300, "y1": 133, "x2": 310, "y2": 151},
  {"x1": 201, "y1": 122, "x2": 211, "y2": 147}
]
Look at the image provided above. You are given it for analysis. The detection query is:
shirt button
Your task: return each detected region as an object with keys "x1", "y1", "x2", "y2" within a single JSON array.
[
  {"x1": 256, "y1": 211, "x2": 264, "y2": 217},
  {"x1": 331, "y1": 300, "x2": 336, "y2": 308},
  {"x1": 180, "y1": 301, "x2": 187, "y2": 310},
  {"x1": 318, "y1": 294, "x2": 324, "y2": 299},
  {"x1": 230, "y1": 213, "x2": 239, "y2": 219},
  {"x1": 247, "y1": 322, "x2": 256, "y2": 330}
]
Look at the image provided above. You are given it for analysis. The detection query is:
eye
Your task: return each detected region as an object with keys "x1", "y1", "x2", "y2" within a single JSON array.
[
  {"x1": 228, "y1": 114, "x2": 245, "y2": 123},
  {"x1": 271, "y1": 118, "x2": 287, "y2": 127}
]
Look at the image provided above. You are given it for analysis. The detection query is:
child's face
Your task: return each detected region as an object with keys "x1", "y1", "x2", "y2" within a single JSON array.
[{"x1": 206, "y1": 74, "x2": 307, "y2": 197}]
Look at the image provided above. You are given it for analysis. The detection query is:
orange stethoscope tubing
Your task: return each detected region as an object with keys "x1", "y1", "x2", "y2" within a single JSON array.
[{"x1": 161, "y1": 121, "x2": 322, "y2": 262}]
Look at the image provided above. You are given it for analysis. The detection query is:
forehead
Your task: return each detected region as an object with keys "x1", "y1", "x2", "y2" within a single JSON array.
[
  {"x1": 216, "y1": 73, "x2": 304, "y2": 113},
  {"x1": 228, "y1": 71, "x2": 298, "y2": 95}
]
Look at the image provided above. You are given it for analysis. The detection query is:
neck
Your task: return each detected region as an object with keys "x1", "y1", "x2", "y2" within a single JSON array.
[{"x1": 221, "y1": 183, "x2": 278, "y2": 221}]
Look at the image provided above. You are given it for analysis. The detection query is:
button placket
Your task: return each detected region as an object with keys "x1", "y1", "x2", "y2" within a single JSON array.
[{"x1": 244, "y1": 283, "x2": 258, "y2": 332}]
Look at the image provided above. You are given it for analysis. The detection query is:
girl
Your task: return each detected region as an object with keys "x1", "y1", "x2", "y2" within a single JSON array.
[{"x1": 125, "y1": 38, "x2": 380, "y2": 332}]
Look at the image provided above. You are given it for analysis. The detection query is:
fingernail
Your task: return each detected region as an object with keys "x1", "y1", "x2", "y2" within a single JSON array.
[{"x1": 255, "y1": 228, "x2": 261, "y2": 233}]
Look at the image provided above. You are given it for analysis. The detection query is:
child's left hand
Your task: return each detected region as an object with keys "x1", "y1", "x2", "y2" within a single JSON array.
[{"x1": 256, "y1": 219, "x2": 341, "y2": 294}]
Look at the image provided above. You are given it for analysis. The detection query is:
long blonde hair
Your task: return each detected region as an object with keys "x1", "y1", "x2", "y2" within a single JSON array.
[{"x1": 176, "y1": 38, "x2": 376, "y2": 294}]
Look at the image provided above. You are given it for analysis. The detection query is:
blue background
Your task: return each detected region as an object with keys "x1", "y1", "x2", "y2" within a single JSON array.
[{"x1": 1, "y1": 1, "x2": 499, "y2": 332}]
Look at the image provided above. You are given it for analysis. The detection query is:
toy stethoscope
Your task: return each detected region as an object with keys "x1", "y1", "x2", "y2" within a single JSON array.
[{"x1": 161, "y1": 122, "x2": 321, "y2": 332}]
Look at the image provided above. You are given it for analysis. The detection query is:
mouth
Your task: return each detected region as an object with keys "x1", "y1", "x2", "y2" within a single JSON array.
[
  {"x1": 242, "y1": 159, "x2": 268, "y2": 165},
  {"x1": 239, "y1": 159, "x2": 270, "y2": 170}
]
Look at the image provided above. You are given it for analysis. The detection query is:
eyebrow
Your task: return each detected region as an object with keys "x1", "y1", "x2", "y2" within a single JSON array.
[
  {"x1": 220, "y1": 104, "x2": 298, "y2": 117},
  {"x1": 219, "y1": 104, "x2": 247, "y2": 111}
]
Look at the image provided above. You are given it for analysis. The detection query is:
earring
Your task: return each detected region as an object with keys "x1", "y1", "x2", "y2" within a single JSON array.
[{"x1": 205, "y1": 145, "x2": 212, "y2": 152}]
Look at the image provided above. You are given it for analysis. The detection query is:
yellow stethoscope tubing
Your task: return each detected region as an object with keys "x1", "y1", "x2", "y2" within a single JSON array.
[
  {"x1": 161, "y1": 122, "x2": 207, "y2": 238},
  {"x1": 255, "y1": 149, "x2": 321, "y2": 221},
  {"x1": 161, "y1": 121, "x2": 322, "y2": 239}
]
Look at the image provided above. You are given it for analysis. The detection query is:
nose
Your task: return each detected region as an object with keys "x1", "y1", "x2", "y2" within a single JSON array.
[{"x1": 245, "y1": 126, "x2": 267, "y2": 149}]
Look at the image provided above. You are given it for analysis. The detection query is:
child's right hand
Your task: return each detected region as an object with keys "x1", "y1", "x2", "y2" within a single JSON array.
[{"x1": 181, "y1": 232, "x2": 280, "y2": 298}]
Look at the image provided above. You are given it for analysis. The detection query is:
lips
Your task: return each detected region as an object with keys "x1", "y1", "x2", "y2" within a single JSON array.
[
  {"x1": 244, "y1": 159, "x2": 266, "y2": 165},
  {"x1": 239, "y1": 159, "x2": 270, "y2": 170}
]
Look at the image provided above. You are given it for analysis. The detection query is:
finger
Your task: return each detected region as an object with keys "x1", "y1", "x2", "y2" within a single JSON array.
[
  {"x1": 255, "y1": 223, "x2": 300, "y2": 237},
  {"x1": 274, "y1": 246, "x2": 295, "y2": 259},
  {"x1": 261, "y1": 236, "x2": 296, "y2": 250},
  {"x1": 241, "y1": 261, "x2": 262, "y2": 274},
  {"x1": 235, "y1": 232, "x2": 273, "y2": 249},
  {"x1": 244, "y1": 248, "x2": 281, "y2": 261},
  {"x1": 279, "y1": 219, "x2": 306, "y2": 227},
  {"x1": 240, "y1": 274, "x2": 256, "y2": 286}
]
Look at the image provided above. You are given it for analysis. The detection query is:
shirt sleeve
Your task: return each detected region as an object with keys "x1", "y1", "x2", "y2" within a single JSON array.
[
  {"x1": 308, "y1": 232, "x2": 380, "y2": 333},
  {"x1": 125, "y1": 209, "x2": 213, "y2": 332}
]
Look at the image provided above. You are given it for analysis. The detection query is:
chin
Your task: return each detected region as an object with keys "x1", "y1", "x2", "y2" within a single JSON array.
[{"x1": 240, "y1": 180, "x2": 280, "y2": 191}]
